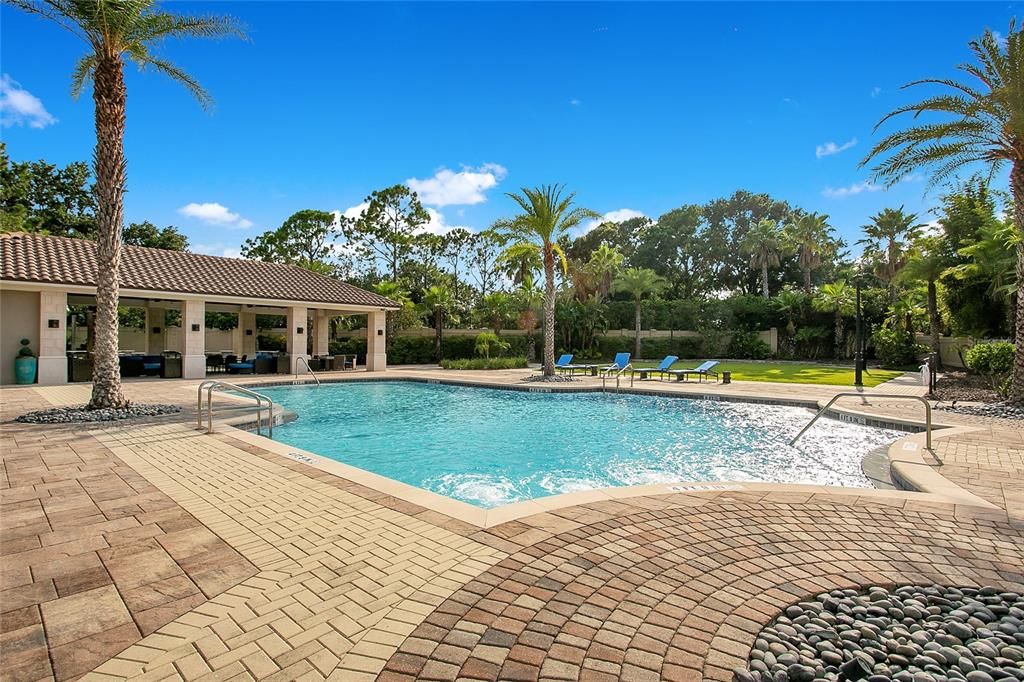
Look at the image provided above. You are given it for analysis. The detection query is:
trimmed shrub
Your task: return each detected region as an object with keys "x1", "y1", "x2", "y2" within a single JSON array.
[
  {"x1": 871, "y1": 328, "x2": 926, "y2": 368},
  {"x1": 440, "y1": 357, "x2": 528, "y2": 370},
  {"x1": 964, "y1": 341, "x2": 1015, "y2": 397},
  {"x1": 474, "y1": 332, "x2": 511, "y2": 358},
  {"x1": 329, "y1": 333, "x2": 528, "y2": 365},
  {"x1": 258, "y1": 334, "x2": 287, "y2": 352},
  {"x1": 726, "y1": 330, "x2": 771, "y2": 359}
]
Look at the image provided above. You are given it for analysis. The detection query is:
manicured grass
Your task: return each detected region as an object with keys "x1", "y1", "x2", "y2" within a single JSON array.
[{"x1": 631, "y1": 360, "x2": 904, "y2": 387}]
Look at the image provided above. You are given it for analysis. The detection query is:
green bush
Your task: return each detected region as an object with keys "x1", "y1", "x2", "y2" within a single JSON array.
[
  {"x1": 964, "y1": 341, "x2": 1015, "y2": 397},
  {"x1": 871, "y1": 328, "x2": 925, "y2": 368},
  {"x1": 328, "y1": 333, "x2": 528, "y2": 365},
  {"x1": 474, "y1": 332, "x2": 511, "y2": 358},
  {"x1": 726, "y1": 330, "x2": 771, "y2": 359},
  {"x1": 258, "y1": 334, "x2": 287, "y2": 352},
  {"x1": 440, "y1": 357, "x2": 528, "y2": 370}
]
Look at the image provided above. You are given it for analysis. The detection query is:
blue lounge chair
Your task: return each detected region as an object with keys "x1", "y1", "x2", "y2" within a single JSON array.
[
  {"x1": 667, "y1": 360, "x2": 720, "y2": 383},
  {"x1": 227, "y1": 354, "x2": 255, "y2": 375},
  {"x1": 552, "y1": 354, "x2": 575, "y2": 374},
  {"x1": 599, "y1": 352, "x2": 631, "y2": 377},
  {"x1": 635, "y1": 355, "x2": 678, "y2": 381}
]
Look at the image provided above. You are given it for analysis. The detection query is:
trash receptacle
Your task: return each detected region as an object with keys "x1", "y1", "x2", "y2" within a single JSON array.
[{"x1": 721, "y1": 371, "x2": 731, "y2": 385}]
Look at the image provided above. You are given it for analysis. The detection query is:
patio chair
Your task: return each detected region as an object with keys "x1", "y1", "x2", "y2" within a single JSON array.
[
  {"x1": 545, "y1": 354, "x2": 574, "y2": 374},
  {"x1": 634, "y1": 355, "x2": 678, "y2": 381},
  {"x1": 227, "y1": 354, "x2": 255, "y2": 374},
  {"x1": 666, "y1": 360, "x2": 720, "y2": 383},
  {"x1": 599, "y1": 352, "x2": 631, "y2": 377}
]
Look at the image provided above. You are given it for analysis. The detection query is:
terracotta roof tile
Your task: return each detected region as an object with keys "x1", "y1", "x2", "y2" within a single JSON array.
[{"x1": 0, "y1": 233, "x2": 398, "y2": 309}]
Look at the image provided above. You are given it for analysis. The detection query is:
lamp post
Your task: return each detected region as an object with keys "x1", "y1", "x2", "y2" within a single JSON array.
[{"x1": 854, "y1": 264, "x2": 864, "y2": 388}]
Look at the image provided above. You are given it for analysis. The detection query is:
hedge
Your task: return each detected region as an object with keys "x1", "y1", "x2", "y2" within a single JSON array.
[
  {"x1": 439, "y1": 357, "x2": 528, "y2": 370},
  {"x1": 329, "y1": 334, "x2": 529, "y2": 365}
]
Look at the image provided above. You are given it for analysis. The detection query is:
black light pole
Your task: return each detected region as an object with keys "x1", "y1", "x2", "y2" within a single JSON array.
[{"x1": 854, "y1": 265, "x2": 864, "y2": 388}]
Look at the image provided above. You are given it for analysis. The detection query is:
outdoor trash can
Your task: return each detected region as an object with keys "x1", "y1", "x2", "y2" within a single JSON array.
[{"x1": 721, "y1": 371, "x2": 731, "y2": 384}]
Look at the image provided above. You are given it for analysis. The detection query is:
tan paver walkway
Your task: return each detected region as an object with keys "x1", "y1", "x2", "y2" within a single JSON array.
[{"x1": 1, "y1": 368, "x2": 1022, "y2": 682}]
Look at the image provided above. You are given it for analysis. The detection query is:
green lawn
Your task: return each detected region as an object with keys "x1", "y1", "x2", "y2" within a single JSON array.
[{"x1": 631, "y1": 360, "x2": 904, "y2": 387}]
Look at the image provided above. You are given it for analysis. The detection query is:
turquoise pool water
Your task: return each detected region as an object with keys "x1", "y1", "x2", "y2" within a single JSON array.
[{"x1": 257, "y1": 381, "x2": 903, "y2": 509}]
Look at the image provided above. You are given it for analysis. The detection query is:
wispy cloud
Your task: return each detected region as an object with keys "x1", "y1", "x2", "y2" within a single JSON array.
[
  {"x1": 0, "y1": 74, "x2": 56, "y2": 129},
  {"x1": 815, "y1": 137, "x2": 857, "y2": 159},
  {"x1": 821, "y1": 181, "x2": 882, "y2": 199},
  {"x1": 871, "y1": 86, "x2": 882, "y2": 98},
  {"x1": 581, "y1": 208, "x2": 647, "y2": 233},
  {"x1": 569, "y1": 98, "x2": 581, "y2": 106},
  {"x1": 407, "y1": 163, "x2": 508, "y2": 207},
  {"x1": 193, "y1": 243, "x2": 242, "y2": 258},
  {"x1": 178, "y1": 202, "x2": 253, "y2": 229}
]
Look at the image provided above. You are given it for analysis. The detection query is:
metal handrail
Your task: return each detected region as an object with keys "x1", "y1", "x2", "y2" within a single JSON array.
[
  {"x1": 602, "y1": 362, "x2": 634, "y2": 392},
  {"x1": 197, "y1": 381, "x2": 274, "y2": 437},
  {"x1": 295, "y1": 356, "x2": 321, "y2": 386},
  {"x1": 789, "y1": 392, "x2": 932, "y2": 450}
]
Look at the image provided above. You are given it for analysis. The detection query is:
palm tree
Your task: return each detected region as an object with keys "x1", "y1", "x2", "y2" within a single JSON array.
[
  {"x1": 812, "y1": 281, "x2": 856, "y2": 359},
  {"x1": 784, "y1": 213, "x2": 833, "y2": 293},
  {"x1": 773, "y1": 286, "x2": 808, "y2": 336},
  {"x1": 499, "y1": 186, "x2": 599, "y2": 376},
  {"x1": 898, "y1": 235, "x2": 949, "y2": 363},
  {"x1": 497, "y1": 241, "x2": 542, "y2": 289},
  {"x1": 7, "y1": 0, "x2": 244, "y2": 409},
  {"x1": 860, "y1": 22, "x2": 1024, "y2": 401},
  {"x1": 612, "y1": 267, "x2": 668, "y2": 358},
  {"x1": 858, "y1": 207, "x2": 924, "y2": 297},
  {"x1": 422, "y1": 284, "x2": 454, "y2": 361},
  {"x1": 479, "y1": 292, "x2": 514, "y2": 335},
  {"x1": 586, "y1": 243, "x2": 624, "y2": 299},
  {"x1": 949, "y1": 220, "x2": 1020, "y2": 341},
  {"x1": 741, "y1": 219, "x2": 783, "y2": 298}
]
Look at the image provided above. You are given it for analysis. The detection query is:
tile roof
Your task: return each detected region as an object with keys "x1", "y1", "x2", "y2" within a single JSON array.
[{"x1": 0, "y1": 233, "x2": 398, "y2": 309}]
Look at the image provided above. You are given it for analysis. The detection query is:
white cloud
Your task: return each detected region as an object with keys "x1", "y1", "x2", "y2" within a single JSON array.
[
  {"x1": 570, "y1": 98, "x2": 581, "y2": 106},
  {"x1": 871, "y1": 86, "x2": 882, "y2": 98},
  {"x1": 581, "y1": 208, "x2": 647, "y2": 234},
  {"x1": 340, "y1": 202, "x2": 368, "y2": 221},
  {"x1": 193, "y1": 243, "x2": 241, "y2": 258},
  {"x1": 407, "y1": 163, "x2": 508, "y2": 207},
  {"x1": 821, "y1": 181, "x2": 883, "y2": 198},
  {"x1": 815, "y1": 137, "x2": 857, "y2": 158},
  {"x1": 0, "y1": 74, "x2": 57, "y2": 129},
  {"x1": 178, "y1": 202, "x2": 253, "y2": 229}
]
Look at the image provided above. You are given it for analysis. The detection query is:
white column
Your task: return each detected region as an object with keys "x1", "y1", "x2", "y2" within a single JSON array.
[
  {"x1": 313, "y1": 310, "x2": 330, "y2": 357},
  {"x1": 366, "y1": 310, "x2": 387, "y2": 371},
  {"x1": 182, "y1": 299, "x2": 206, "y2": 379},
  {"x1": 287, "y1": 306, "x2": 309, "y2": 373},
  {"x1": 146, "y1": 305, "x2": 165, "y2": 354},
  {"x1": 240, "y1": 311, "x2": 257, "y2": 357},
  {"x1": 37, "y1": 290, "x2": 67, "y2": 385}
]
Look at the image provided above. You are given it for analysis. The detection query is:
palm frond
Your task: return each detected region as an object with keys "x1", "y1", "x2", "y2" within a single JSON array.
[
  {"x1": 135, "y1": 54, "x2": 213, "y2": 108},
  {"x1": 69, "y1": 54, "x2": 96, "y2": 98}
]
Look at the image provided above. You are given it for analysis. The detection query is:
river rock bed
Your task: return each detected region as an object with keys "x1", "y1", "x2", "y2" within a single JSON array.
[
  {"x1": 736, "y1": 584, "x2": 1024, "y2": 682},
  {"x1": 16, "y1": 404, "x2": 181, "y2": 423},
  {"x1": 935, "y1": 402, "x2": 1024, "y2": 421}
]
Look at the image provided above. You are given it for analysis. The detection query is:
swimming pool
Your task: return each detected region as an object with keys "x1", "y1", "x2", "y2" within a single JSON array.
[{"x1": 257, "y1": 381, "x2": 903, "y2": 509}]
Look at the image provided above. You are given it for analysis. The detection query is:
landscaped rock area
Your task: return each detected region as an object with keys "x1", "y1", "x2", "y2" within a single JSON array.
[
  {"x1": 936, "y1": 402, "x2": 1024, "y2": 421},
  {"x1": 15, "y1": 403, "x2": 181, "y2": 423},
  {"x1": 737, "y1": 585, "x2": 1024, "y2": 682}
]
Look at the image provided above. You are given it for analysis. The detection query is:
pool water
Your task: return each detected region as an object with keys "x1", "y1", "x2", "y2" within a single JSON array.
[{"x1": 257, "y1": 381, "x2": 903, "y2": 509}]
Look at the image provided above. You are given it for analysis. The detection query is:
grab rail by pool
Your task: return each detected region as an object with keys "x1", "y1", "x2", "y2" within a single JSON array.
[
  {"x1": 789, "y1": 392, "x2": 932, "y2": 451},
  {"x1": 295, "y1": 356, "x2": 321, "y2": 386},
  {"x1": 602, "y1": 362, "x2": 634, "y2": 392},
  {"x1": 197, "y1": 381, "x2": 274, "y2": 437}
]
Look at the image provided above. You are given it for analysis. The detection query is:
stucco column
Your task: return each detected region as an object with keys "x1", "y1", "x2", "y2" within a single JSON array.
[
  {"x1": 182, "y1": 299, "x2": 206, "y2": 379},
  {"x1": 239, "y1": 311, "x2": 257, "y2": 356},
  {"x1": 146, "y1": 305, "x2": 165, "y2": 354},
  {"x1": 313, "y1": 310, "x2": 330, "y2": 357},
  {"x1": 287, "y1": 306, "x2": 309, "y2": 373},
  {"x1": 366, "y1": 310, "x2": 387, "y2": 371},
  {"x1": 37, "y1": 289, "x2": 67, "y2": 385}
]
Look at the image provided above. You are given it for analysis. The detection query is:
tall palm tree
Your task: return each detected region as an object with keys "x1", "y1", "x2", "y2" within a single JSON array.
[
  {"x1": 586, "y1": 242, "x2": 624, "y2": 299},
  {"x1": 898, "y1": 235, "x2": 949, "y2": 363},
  {"x1": 422, "y1": 284, "x2": 454, "y2": 361},
  {"x1": 741, "y1": 219, "x2": 783, "y2": 298},
  {"x1": 858, "y1": 207, "x2": 924, "y2": 297},
  {"x1": 612, "y1": 267, "x2": 668, "y2": 358},
  {"x1": 860, "y1": 22, "x2": 1024, "y2": 402},
  {"x1": 499, "y1": 186, "x2": 598, "y2": 376},
  {"x1": 773, "y1": 286, "x2": 808, "y2": 336},
  {"x1": 812, "y1": 281, "x2": 856, "y2": 359},
  {"x1": 784, "y1": 213, "x2": 833, "y2": 293},
  {"x1": 7, "y1": 0, "x2": 244, "y2": 409}
]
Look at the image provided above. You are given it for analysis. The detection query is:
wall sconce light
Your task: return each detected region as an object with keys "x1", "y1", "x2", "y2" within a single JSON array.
[
  {"x1": 377, "y1": 329, "x2": 384, "y2": 336},
  {"x1": 297, "y1": 327, "x2": 304, "y2": 334},
  {"x1": 48, "y1": 319, "x2": 60, "y2": 329},
  {"x1": 191, "y1": 323, "x2": 201, "y2": 332},
  {"x1": 246, "y1": 329, "x2": 253, "y2": 336},
  {"x1": 152, "y1": 326, "x2": 161, "y2": 334}
]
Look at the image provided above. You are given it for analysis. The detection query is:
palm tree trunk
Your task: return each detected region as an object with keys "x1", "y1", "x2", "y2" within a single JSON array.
[
  {"x1": 88, "y1": 56, "x2": 128, "y2": 410},
  {"x1": 761, "y1": 264, "x2": 769, "y2": 298},
  {"x1": 835, "y1": 312, "x2": 845, "y2": 359},
  {"x1": 542, "y1": 243, "x2": 556, "y2": 376},
  {"x1": 803, "y1": 266, "x2": 812, "y2": 294},
  {"x1": 1010, "y1": 161, "x2": 1024, "y2": 404},
  {"x1": 634, "y1": 300, "x2": 642, "y2": 359},
  {"x1": 927, "y1": 279, "x2": 942, "y2": 369}
]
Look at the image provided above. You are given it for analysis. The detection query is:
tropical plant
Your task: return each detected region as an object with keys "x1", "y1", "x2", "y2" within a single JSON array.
[
  {"x1": 478, "y1": 292, "x2": 515, "y2": 335},
  {"x1": 6, "y1": 0, "x2": 244, "y2": 408},
  {"x1": 858, "y1": 207, "x2": 924, "y2": 296},
  {"x1": 498, "y1": 185, "x2": 599, "y2": 376},
  {"x1": 773, "y1": 287, "x2": 808, "y2": 336},
  {"x1": 473, "y1": 331, "x2": 511, "y2": 359},
  {"x1": 898, "y1": 235, "x2": 949, "y2": 363},
  {"x1": 784, "y1": 212, "x2": 834, "y2": 293},
  {"x1": 422, "y1": 284, "x2": 455, "y2": 361},
  {"x1": 612, "y1": 267, "x2": 668, "y2": 358},
  {"x1": 871, "y1": 327, "x2": 925, "y2": 369},
  {"x1": 861, "y1": 22, "x2": 1024, "y2": 401},
  {"x1": 497, "y1": 241, "x2": 542, "y2": 290},
  {"x1": 949, "y1": 220, "x2": 1020, "y2": 338},
  {"x1": 740, "y1": 218, "x2": 783, "y2": 298},
  {"x1": 586, "y1": 242, "x2": 624, "y2": 299},
  {"x1": 965, "y1": 341, "x2": 1015, "y2": 397},
  {"x1": 884, "y1": 288, "x2": 926, "y2": 333},
  {"x1": 812, "y1": 280, "x2": 856, "y2": 358}
]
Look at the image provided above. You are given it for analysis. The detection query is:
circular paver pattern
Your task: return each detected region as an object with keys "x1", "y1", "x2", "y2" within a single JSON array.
[{"x1": 377, "y1": 496, "x2": 1024, "y2": 682}]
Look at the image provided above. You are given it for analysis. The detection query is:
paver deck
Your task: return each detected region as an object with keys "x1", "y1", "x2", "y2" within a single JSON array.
[{"x1": 1, "y1": 368, "x2": 1022, "y2": 682}]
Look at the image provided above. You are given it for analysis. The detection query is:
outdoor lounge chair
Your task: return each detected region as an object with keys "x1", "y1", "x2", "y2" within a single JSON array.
[
  {"x1": 538, "y1": 354, "x2": 574, "y2": 373},
  {"x1": 599, "y1": 352, "x2": 632, "y2": 377},
  {"x1": 634, "y1": 355, "x2": 678, "y2": 381},
  {"x1": 227, "y1": 354, "x2": 255, "y2": 374},
  {"x1": 666, "y1": 360, "x2": 720, "y2": 383}
]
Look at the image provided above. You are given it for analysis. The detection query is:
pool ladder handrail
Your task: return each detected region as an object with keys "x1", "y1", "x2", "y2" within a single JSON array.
[
  {"x1": 197, "y1": 380, "x2": 274, "y2": 437},
  {"x1": 601, "y1": 362, "x2": 634, "y2": 392},
  {"x1": 295, "y1": 356, "x2": 321, "y2": 386},
  {"x1": 789, "y1": 392, "x2": 931, "y2": 451}
]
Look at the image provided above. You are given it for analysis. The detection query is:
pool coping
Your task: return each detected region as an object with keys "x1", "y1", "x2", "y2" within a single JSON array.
[{"x1": 211, "y1": 375, "x2": 997, "y2": 528}]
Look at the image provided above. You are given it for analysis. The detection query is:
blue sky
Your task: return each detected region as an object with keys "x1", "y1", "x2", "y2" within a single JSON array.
[{"x1": 0, "y1": 1, "x2": 1014, "y2": 258}]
